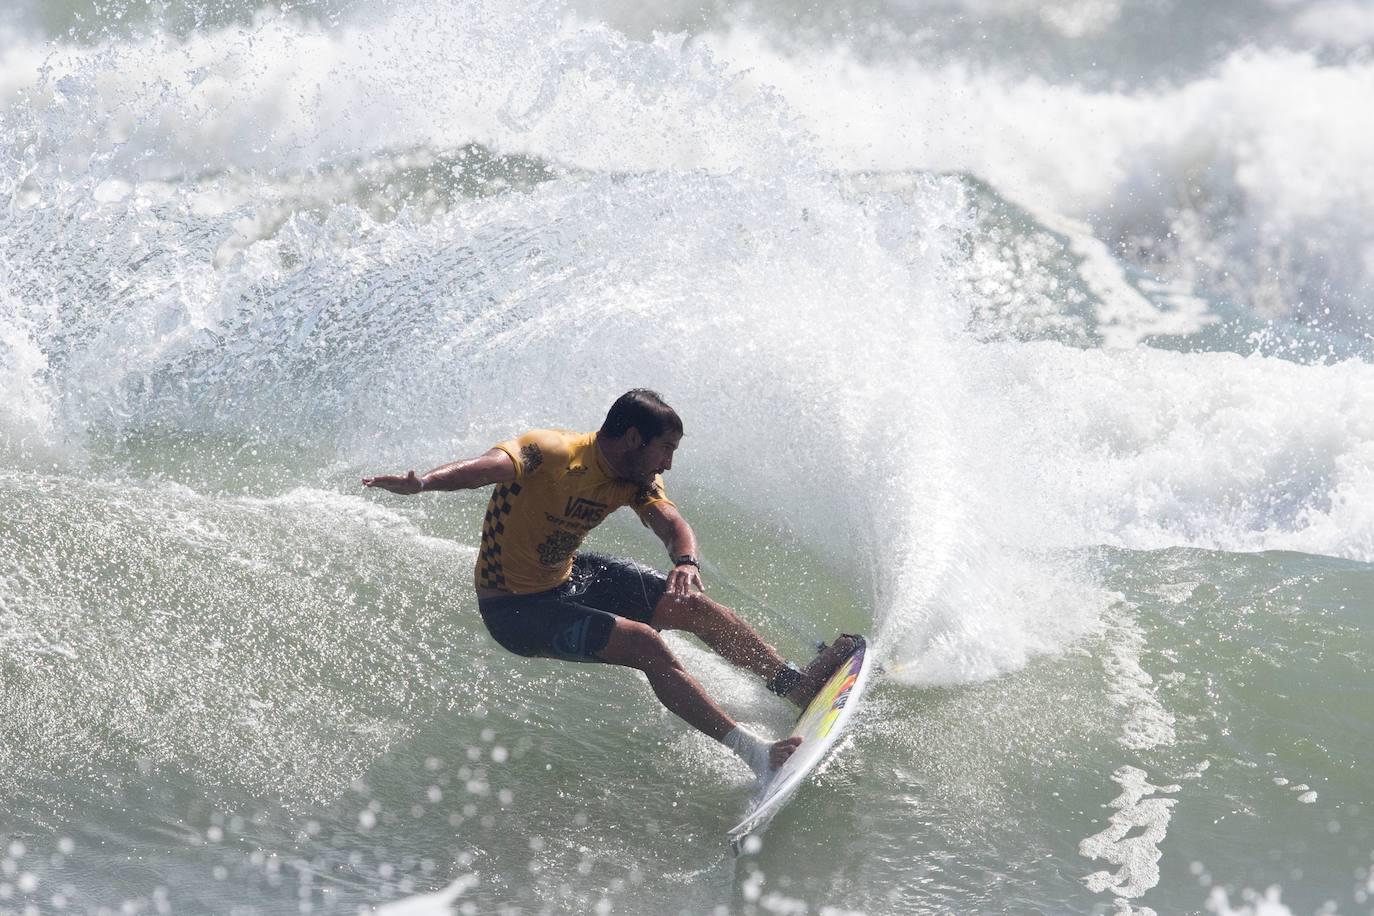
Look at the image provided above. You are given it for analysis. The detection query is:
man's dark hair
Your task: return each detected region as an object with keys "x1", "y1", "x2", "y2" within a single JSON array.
[{"x1": 600, "y1": 389, "x2": 683, "y2": 442}]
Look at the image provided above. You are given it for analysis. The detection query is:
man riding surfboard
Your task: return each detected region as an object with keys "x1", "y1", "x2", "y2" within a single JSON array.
[{"x1": 363, "y1": 389, "x2": 855, "y2": 775}]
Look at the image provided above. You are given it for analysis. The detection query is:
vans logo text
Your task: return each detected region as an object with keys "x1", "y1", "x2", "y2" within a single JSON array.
[{"x1": 564, "y1": 497, "x2": 608, "y2": 523}]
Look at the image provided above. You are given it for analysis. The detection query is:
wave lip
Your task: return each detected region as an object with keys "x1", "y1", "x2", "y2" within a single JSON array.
[
  {"x1": 6, "y1": 3, "x2": 1372, "y2": 341},
  {"x1": 693, "y1": 27, "x2": 1374, "y2": 340}
]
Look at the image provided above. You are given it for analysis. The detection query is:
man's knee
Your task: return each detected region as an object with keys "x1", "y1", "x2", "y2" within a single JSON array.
[{"x1": 598, "y1": 619, "x2": 678, "y2": 673}]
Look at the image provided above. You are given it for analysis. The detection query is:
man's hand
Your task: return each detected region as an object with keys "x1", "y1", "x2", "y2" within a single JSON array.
[
  {"x1": 362, "y1": 471, "x2": 424, "y2": 495},
  {"x1": 666, "y1": 562, "x2": 704, "y2": 595}
]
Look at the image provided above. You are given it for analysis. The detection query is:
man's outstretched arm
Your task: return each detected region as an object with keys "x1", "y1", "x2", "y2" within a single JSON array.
[
  {"x1": 362, "y1": 449, "x2": 516, "y2": 495},
  {"x1": 643, "y1": 501, "x2": 703, "y2": 596}
]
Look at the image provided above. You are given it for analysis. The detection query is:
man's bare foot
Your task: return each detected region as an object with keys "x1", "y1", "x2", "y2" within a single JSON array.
[
  {"x1": 769, "y1": 736, "x2": 803, "y2": 770},
  {"x1": 783, "y1": 635, "x2": 859, "y2": 708}
]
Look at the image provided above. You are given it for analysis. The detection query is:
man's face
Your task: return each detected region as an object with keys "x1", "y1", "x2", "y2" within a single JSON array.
[{"x1": 631, "y1": 430, "x2": 681, "y2": 484}]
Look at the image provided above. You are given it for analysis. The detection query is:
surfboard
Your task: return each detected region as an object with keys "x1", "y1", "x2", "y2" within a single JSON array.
[{"x1": 728, "y1": 636, "x2": 873, "y2": 852}]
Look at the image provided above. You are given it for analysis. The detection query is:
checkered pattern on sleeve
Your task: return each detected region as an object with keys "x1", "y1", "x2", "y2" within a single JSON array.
[{"x1": 476, "y1": 481, "x2": 522, "y2": 589}]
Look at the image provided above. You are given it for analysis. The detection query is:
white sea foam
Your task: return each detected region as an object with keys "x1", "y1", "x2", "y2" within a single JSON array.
[
  {"x1": 957, "y1": 342, "x2": 1374, "y2": 563},
  {"x1": 1206, "y1": 885, "x2": 1295, "y2": 916},
  {"x1": 883, "y1": 542, "x2": 1111, "y2": 687},
  {"x1": 884, "y1": 332, "x2": 1374, "y2": 677},
  {"x1": 1290, "y1": 1, "x2": 1374, "y2": 47},
  {"x1": 242, "y1": 488, "x2": 476, "y2": 559},
  {"x1": 0, "y1": 285, "x2": 55, "y2": 460},
  {"x1": 886, "y1": 334, "x2": 1374, "y2": 679},
  {"x1": 697, "y1": 30, "x2": 1374, "y2": 330},
  {"x1": 1080, "y1": 765, "x2": 1180, "y2": 899},
  {"x1": 374, "y1": 875, "x2": 478, "y2": 916},
  {"x1": 5, "y1": 4, "x2": 1369, "y2": 351},
  {"x1": 1101, "y1": 611, "x2": 1176, "y2": 751},
  {"x1": 4, "y1": 2, "x2": 1370, "y2": 336},
  {"x1": 0, "y1": 4, "x2": 815, "y2": 187}
]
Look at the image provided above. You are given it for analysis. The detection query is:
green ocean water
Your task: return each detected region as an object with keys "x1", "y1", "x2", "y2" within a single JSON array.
[{"x1": 2, "y1": 460, "x2": 1371, "y2": 913}]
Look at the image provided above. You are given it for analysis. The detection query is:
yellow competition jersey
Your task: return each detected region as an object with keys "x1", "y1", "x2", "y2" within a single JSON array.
[{"x1": 475, "y1": 429, "x2": 674, "y2": 594}]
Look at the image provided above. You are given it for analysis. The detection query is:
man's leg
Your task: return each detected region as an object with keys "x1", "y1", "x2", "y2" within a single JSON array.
[
  {"x1": 564, "y1": 553, "x2": 854, "y2": 708},
  {"x1": 651, "y1": 591, "x2": 857, "y2": 707},
  {"x1": 650, "y1": 591, "x2": 784, "y2": 681},
  {"x1": 596, "y1": 617, "x2": 800, "y2": 771}
]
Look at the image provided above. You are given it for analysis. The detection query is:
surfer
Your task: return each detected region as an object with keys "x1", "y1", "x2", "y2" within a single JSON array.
[{"x1": 363, "y1": 389, "x2": 856, "y2": 775}]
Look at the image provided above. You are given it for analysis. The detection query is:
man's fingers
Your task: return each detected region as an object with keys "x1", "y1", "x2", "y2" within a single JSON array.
[{"x1": 362, "y1": 473, "x2": 419, "y2": 494}]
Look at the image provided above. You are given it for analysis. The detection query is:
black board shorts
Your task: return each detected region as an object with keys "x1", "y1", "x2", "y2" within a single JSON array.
[{"x1": 476, "y1": 553, "x2": 668, "y2": 662}]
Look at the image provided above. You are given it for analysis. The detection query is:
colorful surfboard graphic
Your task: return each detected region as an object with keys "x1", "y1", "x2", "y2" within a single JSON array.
[
  {"x1": 791, "y1": 651, "x2": 862, "y2": 743},
  {"x1": 728, "y1": 637, "x2": 873, "y2": 849}
]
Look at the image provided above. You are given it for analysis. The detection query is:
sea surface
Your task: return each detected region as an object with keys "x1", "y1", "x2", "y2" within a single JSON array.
[{"x1": 2, "y1": 1, "x2": 1372, "y2": 914}]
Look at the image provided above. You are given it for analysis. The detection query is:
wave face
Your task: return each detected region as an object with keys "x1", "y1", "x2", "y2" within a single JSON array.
[{"x1": 1, "y1": 2, "x2": 1371, "y2": 914}]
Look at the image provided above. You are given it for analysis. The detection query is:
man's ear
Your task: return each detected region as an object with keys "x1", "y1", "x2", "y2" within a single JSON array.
[{"x1": 625, "y1": 427, "x2": 644, "y2": 449}]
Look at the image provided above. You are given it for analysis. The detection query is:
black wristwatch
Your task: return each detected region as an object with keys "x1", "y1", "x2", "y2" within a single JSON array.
[{"x1": 672, "y1": 554, "x2": 699, "y2": 569}]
